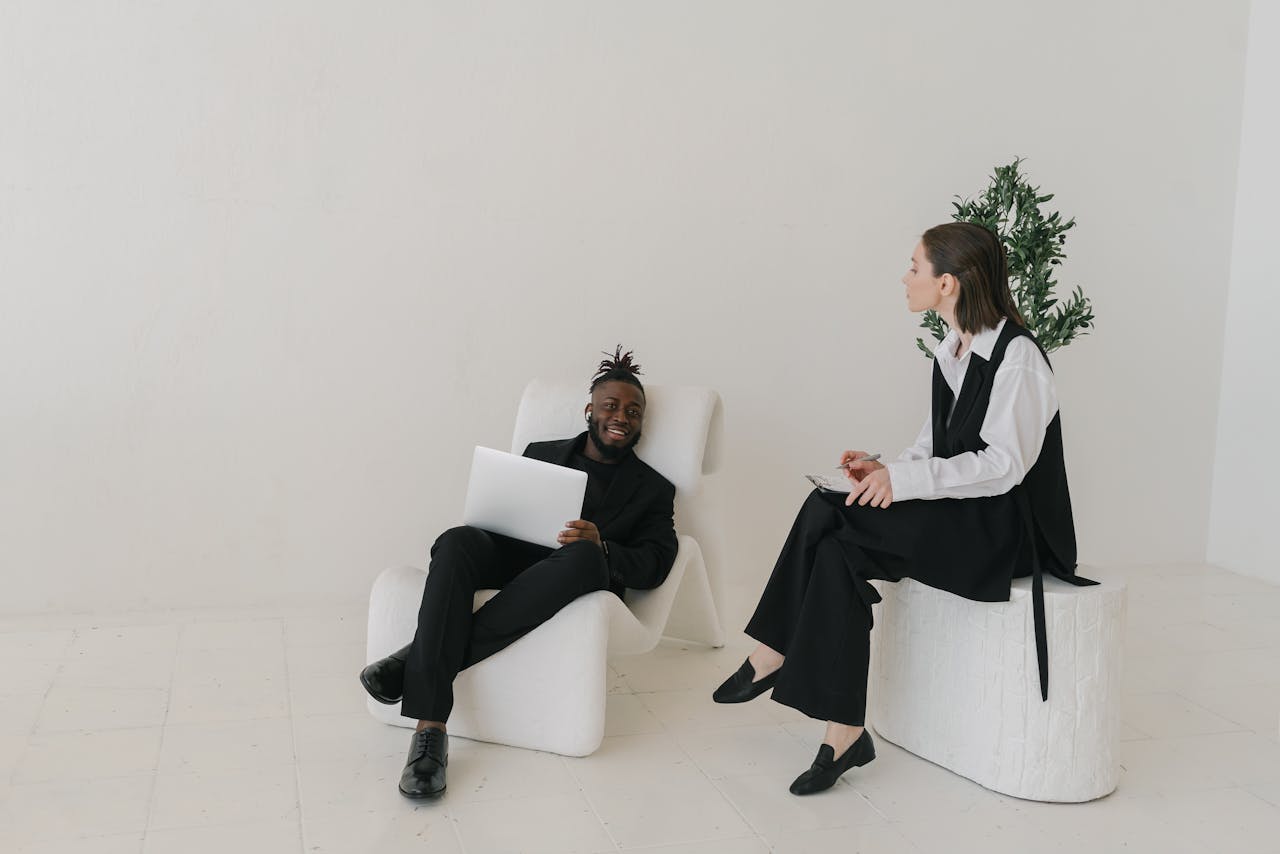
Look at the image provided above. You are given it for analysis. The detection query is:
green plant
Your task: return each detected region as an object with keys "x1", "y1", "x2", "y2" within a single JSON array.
[{"x1": 916, "y1": 158, "x2": 1095, "y2": 357}]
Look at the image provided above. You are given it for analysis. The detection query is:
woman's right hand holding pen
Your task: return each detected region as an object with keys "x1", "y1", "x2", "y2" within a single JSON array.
[{"x1": 839, "y1": 450, "x2": 885, "y2": 483}]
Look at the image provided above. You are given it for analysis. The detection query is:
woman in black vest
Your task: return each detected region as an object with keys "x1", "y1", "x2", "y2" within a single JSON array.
[{"x1": 713, "y1": 222, "x2": 1092, "y2": 795}]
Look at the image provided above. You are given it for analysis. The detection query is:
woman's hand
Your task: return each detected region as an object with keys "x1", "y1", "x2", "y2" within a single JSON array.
[
  {"x1": 839, "y1": 450, "x2": 886, "y2": 483},
  {"x1": 558, "y1": 519, "x2": 602, "y2": 547},
  {"x1": 845, "y1": 467, "x2": 893, "y2": 508}
]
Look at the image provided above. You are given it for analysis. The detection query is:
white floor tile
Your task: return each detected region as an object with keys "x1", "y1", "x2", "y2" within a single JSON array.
[
  {"x1": 0, "y1": 660, "x2": 61, "y2": 696},
  {"x1": 715, "y1": 772, "x2": 884, "y2": 838},
  {"x1": 1, "y1": 562, "x2": 1276, "y2": 853},
  {"x1": 451, "y1": 793, "x2": 614, "y2": 854},
  {"x1": 142, "y1": 818, "x2": 302, "y2": 854},
  {"x1": 296, "y1": 756, "x2": 402, "y2": 822},
  {"x1": 36, "y1": 685, "x2": 168, "y2": 733},
  {"x1": 847, "y1": 739, "x2": 998, "y2": 822},
  {"x1": 157, "y1": 718, "x2": 295, "y2": 774},
  {"x1": 767, "y1": 823, "x2": 920, "y2": 854},
  {"x1": 148, "y1": 765, "x2": 298, "y2": 830},
  {"x1": 1122, "y1": 691, "x2": 1247, "y2": 738},
  {"x1": 174, "y1": 646, "x2": 287, "y2": 684},
  {"x1": 70, "y1": 626, "x2": 179, "y2": 660},
  {"x1": 611, "y1": 642, "x2": 742, "y2": 694},
  {"x1": 0, "y1": 629, "x2": 76, "y2": 661},
  {"x1": 639, "y1": 688, "x2": 784, "y2": 731},
  {"x1": 587, "y1": 774, "x2": 754, "y2": 848},
  {"x1": 1117, "y1": 739, "x2": 1224, "y2": 796},
  {"x1": 444, "y1": 738, "x2": 580, "y2": 803},
  {"x1": 8, "y1": 833, "x2": 146, "y2": 854},
  {"x1": 292, "y1": 713, "x2": 408, "y2": 765},
  {"x1": 284, "y1": 613, "x2": 368, "y2": 648},
  {"x1": 1140, "y1": 788, "x2": 1280, "y2": 854},
  {"x1": 674, "y1": 724, "x2": 811, "y2": 780},
  {"x1": 180, "y1": 619, "x2": 284, "y2": 652},
  {"x1": 1165, "y1": 730, "x2": 1280, "y2": 788},
  {"x1": 0, "y1": 694, "x2": 45, "y2": 736},
  {"x1": 166, "y1": 675, "x2": 288, "y2": 724},
  {"x1": 289, "y1": 674, "x2": 369, "y2": 717},
  {"x1": 603, "y1": 692, "x2": 663, "y2": 737},
  {"x1": 1175, "y1": 681, "x2": 1280, "y2": 741},
  {"x1": 567, "y1": 732, "x2": 699, "y2": 792},
  {"x1": 1247, "y1": 782, "x2": 1280, "y2": 807},
  {"x1": 0, "y1": 734, "x2": 26, "y2": 780},
  {"x1": 0, "y1": 776, "x2": 153, "y2": 846},
  {"x1": 13, "y1": 727, "x2": 163, "y2": 783},
  {"x1": 302, "y1": 805, "x2": 462, "y2": 854},
  {"x1": 56, "y1": 653, "x2": 174, "y2": 692},
  {"x1": 285, "y1": 642, "x2": 365, "y2": 681},
  {"x1": 625, "y1": 838, "x2": 769, "y2": 854}
]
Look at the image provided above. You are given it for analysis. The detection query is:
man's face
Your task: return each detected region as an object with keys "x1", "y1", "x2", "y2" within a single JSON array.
[{"x1": 585, "y1": 380, "x2": 645, "y2": 461}]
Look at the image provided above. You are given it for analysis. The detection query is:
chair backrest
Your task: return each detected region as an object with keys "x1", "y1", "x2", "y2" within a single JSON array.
[
  {"x1": 510, "y1": 379, "x2": 728, "y2": 641},
  {"x1": 509, "y1": 380, "x2": 723, "y2": 498}
]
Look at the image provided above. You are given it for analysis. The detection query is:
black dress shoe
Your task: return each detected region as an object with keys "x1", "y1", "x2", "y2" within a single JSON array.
[
  {"x1": 399, "y1": 727, "x2": 448, "y2": 799},
  {"x1": 789, "y1": 729, "x2": 875, "y2": 795},
  {"x1": 359, "y1": 645, "x2": 409, "y2": 704},
  {"x1": 712, "y1": 658, "x2": 779, "y2": 704}
]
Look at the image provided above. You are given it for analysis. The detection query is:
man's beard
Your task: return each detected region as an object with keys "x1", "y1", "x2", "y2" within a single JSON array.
[{"x1": 588, "y1": 419, "x2": 640, "y2": 461}]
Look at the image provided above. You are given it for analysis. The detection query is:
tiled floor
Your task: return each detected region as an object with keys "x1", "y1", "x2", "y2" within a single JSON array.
[{"x1": 1, "y1": 562, "x2": 1278, "y2": 853}]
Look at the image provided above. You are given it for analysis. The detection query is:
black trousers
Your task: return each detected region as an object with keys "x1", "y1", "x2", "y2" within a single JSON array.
[
  {"x1": 745, "y1": 489, "x2": 931, "y2": 726},
  {"x1": 401, "y1": 525, "x2": 610, "y2": 722}
]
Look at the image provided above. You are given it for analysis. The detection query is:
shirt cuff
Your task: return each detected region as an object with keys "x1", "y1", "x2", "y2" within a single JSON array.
[{"x1": 885, "y1": 460, "x2": 930, "y2": 502}]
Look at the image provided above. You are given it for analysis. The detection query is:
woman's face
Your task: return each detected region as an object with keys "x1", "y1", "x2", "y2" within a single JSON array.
[{"x1": 902, "y1": 242, "x2": 943, "y2": 313}]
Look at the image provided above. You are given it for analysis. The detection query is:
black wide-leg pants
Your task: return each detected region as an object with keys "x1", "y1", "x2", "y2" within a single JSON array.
[
  {"x1": 401, "y1": 525, "x2": 610, "y2": 722},
  {"x1": 745, "y1": 489, "x2": 931, "y2": 727}
]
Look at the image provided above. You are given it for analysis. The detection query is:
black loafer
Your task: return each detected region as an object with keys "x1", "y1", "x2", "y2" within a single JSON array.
[
  {"x1": 712, "y1": 658, "x2": 778, "y2": 704},
  {"x1": 789, "y1": 729, "x2": 876, "y2": 795},
  {"x1": 399, "y1": 727, "x2": 448, "y2": 799},
  {"x1": 359, "y1": 645, "x2": 409, "y2": 705}
]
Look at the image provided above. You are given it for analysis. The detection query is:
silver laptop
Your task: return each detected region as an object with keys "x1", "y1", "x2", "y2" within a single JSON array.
[{"x1": 462, "y1": 446, "x2": 588, "y2": 549}]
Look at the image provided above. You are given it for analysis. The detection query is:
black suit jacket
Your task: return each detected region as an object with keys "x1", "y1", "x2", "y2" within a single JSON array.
[{"x1": 523, "y1": 433, "x2": 678, "y2": 597}]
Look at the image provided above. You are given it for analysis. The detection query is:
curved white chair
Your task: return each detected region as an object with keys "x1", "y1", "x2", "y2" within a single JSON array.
[{"x1": 366, "y1": 380, "x2": 725, "y2": 756}]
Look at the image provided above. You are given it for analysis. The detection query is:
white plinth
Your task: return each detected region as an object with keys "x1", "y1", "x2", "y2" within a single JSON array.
[{"x1": 868, "y1": 572, "x2": 1126, "y2": 802}]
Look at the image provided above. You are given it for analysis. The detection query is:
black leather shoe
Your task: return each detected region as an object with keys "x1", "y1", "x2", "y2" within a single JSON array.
[
  {"x1": 399, "y1": 727, "x2": 448, "y2": 799},
  {"x1": 789, "y1": 729, "x2": 875, "y2": 795},
  {"x1": 359, "y1": 645, "x2": 409, "y2": 704},
  {"x1": 712, "y1": 658, "x2": 778, "y2": 704}
]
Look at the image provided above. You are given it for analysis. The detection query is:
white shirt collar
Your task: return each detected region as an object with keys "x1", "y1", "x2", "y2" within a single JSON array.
[{"x1": 933, "y1": 318, "x2": 1007, "y2": 364}]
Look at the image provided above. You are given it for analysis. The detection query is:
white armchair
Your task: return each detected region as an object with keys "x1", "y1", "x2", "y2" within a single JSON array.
[{"x1": 365, "y1": 380, "x2": 726, "y2": 756}]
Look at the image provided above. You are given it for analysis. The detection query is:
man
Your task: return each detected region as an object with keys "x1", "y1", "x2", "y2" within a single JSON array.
[{"x1": 359, "y1": 347, "x2": 678, "y2": 798}]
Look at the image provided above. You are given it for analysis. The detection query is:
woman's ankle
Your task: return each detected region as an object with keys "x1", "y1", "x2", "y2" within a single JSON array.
[{"x1": 747, "y1": 645, "x2": 784, "y2": 681}]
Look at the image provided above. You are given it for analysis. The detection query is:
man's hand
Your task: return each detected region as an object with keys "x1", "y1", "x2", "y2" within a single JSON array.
[
  {"x1": 558, "y1": 519, "x2": 602, "y2": 547},
  {"x1": 839, "y1": 450, "x2": 886, "y2": 484},
  {"x1": 845, "y1": 467, "x2": 893, "y2": 508}
]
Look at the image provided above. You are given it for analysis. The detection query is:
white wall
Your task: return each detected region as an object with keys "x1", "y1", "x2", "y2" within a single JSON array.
[
  {"x1": 1209, "y1": 0, "x2": 1280, "y2": 584},
  {"x1": 0, "y1": 1, "x2": 1250, "y2": 614}
]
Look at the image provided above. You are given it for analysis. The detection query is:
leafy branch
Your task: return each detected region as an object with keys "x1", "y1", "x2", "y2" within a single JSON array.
[{"x1": 917, "y1": 158, "x2": 1095, "y2": 357}]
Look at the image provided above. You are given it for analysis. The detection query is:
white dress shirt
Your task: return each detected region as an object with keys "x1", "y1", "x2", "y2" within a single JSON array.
[{"x1": 885, "y1": 319, "x2": 1059, "y2": 502}]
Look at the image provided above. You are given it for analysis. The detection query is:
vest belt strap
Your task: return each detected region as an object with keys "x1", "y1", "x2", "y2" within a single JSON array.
[{"x1": 1013, "y1": 488, "x2": 1097, "y2": 702}]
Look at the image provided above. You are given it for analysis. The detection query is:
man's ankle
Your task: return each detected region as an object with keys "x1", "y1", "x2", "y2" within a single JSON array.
[{"x1": 416, "y1": 720, "x2": 446, "y2": 733}]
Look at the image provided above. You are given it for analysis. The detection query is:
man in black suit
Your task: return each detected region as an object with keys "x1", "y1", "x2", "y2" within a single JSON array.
[{"x1": 359, "y1": 348, "x2": 677, "y2": 798}]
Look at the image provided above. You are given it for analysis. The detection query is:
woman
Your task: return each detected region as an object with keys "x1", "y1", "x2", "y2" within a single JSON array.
[{"x1": 713, "y1": 222, "x2": 1093, "y2": 795}]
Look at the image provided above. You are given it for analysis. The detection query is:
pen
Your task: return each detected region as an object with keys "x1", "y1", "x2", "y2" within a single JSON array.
[{"x1": 836, "y1": 453, "x2": 881, "y2": 469}]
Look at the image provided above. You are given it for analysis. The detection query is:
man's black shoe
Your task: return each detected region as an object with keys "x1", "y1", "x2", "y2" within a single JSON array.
[
  {"x1": 712, "y1": 658, "x2": 778, "y2": 704},
  {"x1": 399, "y1": 727, "x2": 448, "y2": 799},
  {"x1": 789, "y1": 729, "x2": 875, "y2": 795},
  {"x1": 359, "y1": 645, "x2": 408, "y2": 705}
]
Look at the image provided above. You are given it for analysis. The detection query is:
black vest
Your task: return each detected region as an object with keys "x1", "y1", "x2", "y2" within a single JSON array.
[
  {"x1": 931, "y1": 321, "x2": 1079, "y2": 580},
  {"x1": 926, "y1": 321, "x2": 1095, "y2": 700}
]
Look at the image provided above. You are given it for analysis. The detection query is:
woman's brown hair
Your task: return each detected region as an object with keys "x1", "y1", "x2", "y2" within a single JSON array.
[{"x1": 921, "y1": 222, "x2": 1023, "y2": 334}]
